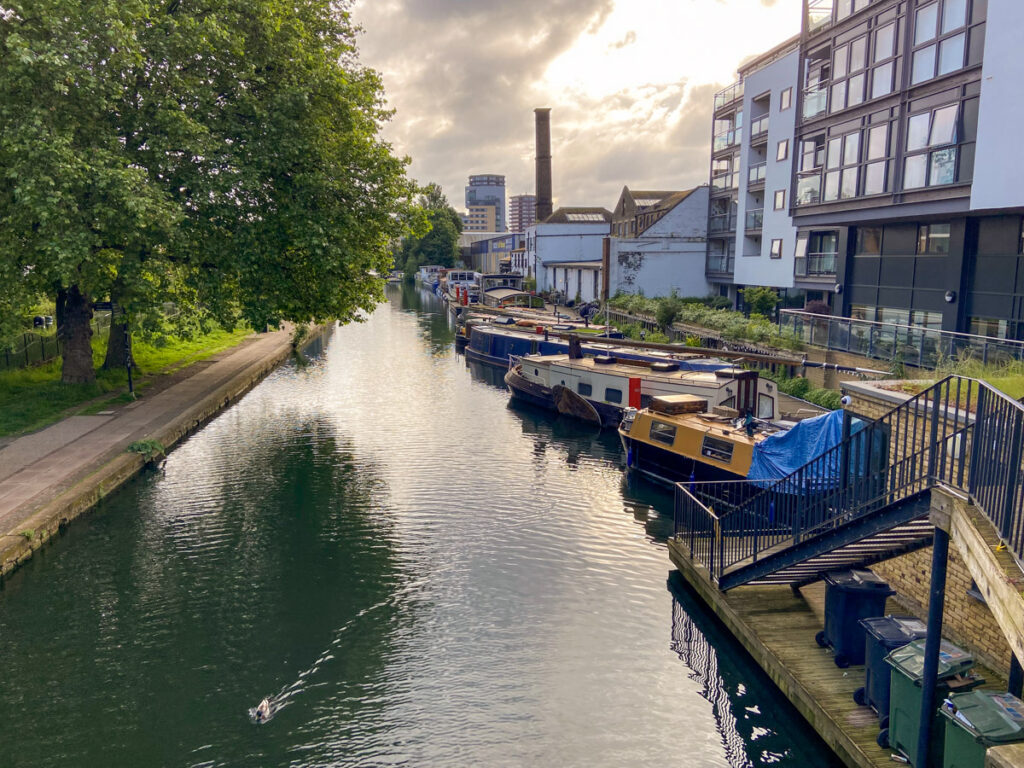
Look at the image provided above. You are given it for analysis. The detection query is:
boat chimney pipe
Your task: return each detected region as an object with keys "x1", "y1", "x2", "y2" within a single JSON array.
[{"x1": 535, "y1": 108, "x2": 553, "y2": 223}]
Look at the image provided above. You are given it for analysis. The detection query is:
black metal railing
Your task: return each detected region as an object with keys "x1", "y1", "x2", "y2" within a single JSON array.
[{"x1": 674, "y1": 376, "x2": 1023, "y2": 583}]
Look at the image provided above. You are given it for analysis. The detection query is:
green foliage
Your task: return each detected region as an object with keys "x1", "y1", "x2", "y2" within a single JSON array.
[
  {"x1": 740, "y1": 286, "x2": 780, "y2": 318},
  {"x1": 399, "y1": 183, "x2": 462, "y2": 274},
  {"x1": 0, "y1": 0, "x2": 417, "y2": 383},
  {"x1": 523, "y1": 277, "x2": 537, "y2": 293},
  {"x1": 808, "y1": 388, "x2": 844, "y2": 410},
  {"x1": 0, "y1": 324, "x2": 250, "y2": 437},
  {"x1": 19, "y1": 529, "x2": 35, "y2": 541},
  {"x1": 655, "y1": 291, "x2": 684, "y2": 331},
  {"x1": 127, "y1": 439, "x2": 166, "y2": 461}
]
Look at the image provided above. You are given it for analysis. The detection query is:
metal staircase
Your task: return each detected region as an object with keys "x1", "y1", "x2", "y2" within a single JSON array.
[{"x1": 675, "y1": 376, "x2": 1024, "y2": 591}]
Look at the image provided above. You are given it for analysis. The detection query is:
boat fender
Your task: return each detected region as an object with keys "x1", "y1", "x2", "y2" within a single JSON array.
[{"x1": 626, "y1": 447, "x2": 634, "y2": 467}]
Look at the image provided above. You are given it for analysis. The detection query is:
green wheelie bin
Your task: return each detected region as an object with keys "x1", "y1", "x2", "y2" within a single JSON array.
[
  {"x1": 940, "y1": 691, "x2": 1024, "y2": 768},
  {"x1": 882, "y1": 639, "x2": 982, "y2": 767}
]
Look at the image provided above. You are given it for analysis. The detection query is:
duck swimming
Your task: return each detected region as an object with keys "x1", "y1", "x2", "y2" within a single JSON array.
[{"x1": 254, "y1": 697, "x2": 271, "y2": 724}]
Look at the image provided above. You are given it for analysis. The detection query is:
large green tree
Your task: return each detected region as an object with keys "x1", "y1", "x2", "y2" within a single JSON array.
[
  {"x1": 400, "y1": 183, "x2": 462, "y2": 275},
  {"x1": 0, "y1": 0, "x2": 416, "y2": 383}
]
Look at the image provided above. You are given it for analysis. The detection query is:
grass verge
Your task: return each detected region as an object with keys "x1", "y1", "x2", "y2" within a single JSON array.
[{"x1": 0, "y1": 326, "x2": 252, "y2": 438}]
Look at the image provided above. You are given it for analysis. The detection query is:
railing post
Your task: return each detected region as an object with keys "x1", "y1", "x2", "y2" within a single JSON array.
[
  {"x1": 968, "y1": 387, "x2": 987, "y2": 497},
  {"x1": 1000, "y1": 409, "x2": 1023, "y2": 542},
  {"x1": 927, "y1": 385, "x2": 942, "y2": 481},
  {"x1": 916, "y1": 527, "x2": 949, "y2": 768}
]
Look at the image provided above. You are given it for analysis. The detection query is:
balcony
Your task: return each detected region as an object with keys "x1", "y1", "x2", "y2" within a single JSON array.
[
  {"x1": 806, "y1": 0, "x2": 834, "y2": 34},
  {"x1": 802, "y1": 87, "x2": 827, "y2": 119},
  {"x1": 713, "y1": 128, "x2": 740, "y2": 153},
  {"x1": 744, "y1": 208, "x2": 764, "y2": 232},
  {"x1": 714, "y1": 81, "x2": 744, "y2": 111},
  {"x1": 750, "y1": 115, "x2": 769, "y2": 142},
  {"x1": 794, "y1": 251, "x2": 837, "y2": 279},
  {"x1": 711, "y1": 172, "x2": 738, "y2": 193},
  {"x1": 747, "y1": 162, "x2": 766, "y2": 186},
  {"x1": 709, "y1": 212, "x2": 736, "y2": 233},
  {"x1": 706, "y1": 253, "x2": 735, "y2": 275},
  {"x1": 795, "y1": 174, "x2": 821, "y2": 206}
]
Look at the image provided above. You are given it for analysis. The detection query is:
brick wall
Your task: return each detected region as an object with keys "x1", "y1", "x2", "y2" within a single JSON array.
[{"x1": 873, "y1": 543, "x2": 1012, "y2": 676}]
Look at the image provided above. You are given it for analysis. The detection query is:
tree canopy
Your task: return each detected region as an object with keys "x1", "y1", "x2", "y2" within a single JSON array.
[
  {"x1": 0, "y1": 0, "x2": 417, "y2": 382},
  {"x1": 398, "y1": 184, "x2": 462, "y2": 275}
]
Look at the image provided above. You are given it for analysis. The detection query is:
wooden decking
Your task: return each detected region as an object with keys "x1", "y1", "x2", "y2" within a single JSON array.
[{"x1": 668, "y1": 538, "x2": 1001, "y2": 768}]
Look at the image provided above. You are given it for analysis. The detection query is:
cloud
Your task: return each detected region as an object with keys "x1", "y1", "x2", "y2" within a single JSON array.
[
  {"x1": 609, "y1": 30, "x2": 637, "y2": 50},
  {"x1": 351, "y1": 0, "x2": 798, "y2": 215}
]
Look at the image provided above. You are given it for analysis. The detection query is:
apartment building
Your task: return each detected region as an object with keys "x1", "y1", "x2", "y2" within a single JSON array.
[
  {"x1": 706, "y1": 37, "x2": 802, "y2": 306},
  {"x1": 465, "y1": 174, "x2": 507, "y2": 232},
  {"x1": 791, "y1": 0, "x2": 1024, "y2": 335},
  {"x1": 461, "y1": 204, "x2": 497, "y2": 232},
  {"x1": 508, "y1": 194, "x2": 537, "y2": 233}
]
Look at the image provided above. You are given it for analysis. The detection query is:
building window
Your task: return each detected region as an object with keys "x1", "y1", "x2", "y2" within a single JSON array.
[
  {"x1": 796, "y1": 135, "x2": 825, "y2": 204},
  {"x1": 776, "y1": 139, "x2": 790, "y2": 162},
  {"x1": 780, "y1": 87, "x2": 792, "y2": 111},
  {"x1": 917, "y1": 223, "x2": 951, "y2": 254},
  {"x1": 911, "y1": 0, "x2": 970, "y2": 85},
  {"x1": 774, "y1": 189, "x2": 786, "y2": 210},
  {"x1": 856, "y1": 227, "x2": 882, "y2": 255},
  {"x1": 970, "y1": 317, "x2": 1008, "y2": 339},
  {"x1": 770, "y1": 238, "x2": 783, "y2": 259},
  {"x1": 796, "y1": 231, "x2": 838, "y2": 275},
  {"x1": 823, "y1": 131, "x2": 861, "y2": 201},
  {"x1": 863, "y1": 123, "x2": 891, "y2": 195},
  {"x1": 904, "y1": 103, "x2": 959, "y2": 189}
]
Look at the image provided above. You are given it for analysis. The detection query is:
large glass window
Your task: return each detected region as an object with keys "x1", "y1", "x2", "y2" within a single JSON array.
[
  {"x1": 649, "y1": 421, "x2": 677, "y2": 445},
  {"x1": 856, "y1": 227, "x2": 882, "y2": 255},
  {"x1": 917, "y1": 222, "x2": 951, "y2": 254},
  {"x1": 911, "y1": 0, "x2": 972, "y2": 84},
  {"x1": 904, "y1": 104, "x2": 960, "y2": 189}
]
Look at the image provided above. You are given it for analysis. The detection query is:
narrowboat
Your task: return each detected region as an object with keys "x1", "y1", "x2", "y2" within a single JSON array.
[
  {"x1": 479, "y1": 273, "x2": 539, "y2": 308},
  {"x1": 462, "y1": 320, "x2": 739, "y2": 372},
  {"x1": 505, "y1": 353, "x2": 777, "y2": 427},
  {"x1": 441, "y1": 270, "x2": 481, "y2": 304},
  {"x1": 417, "y1": 265, "x2": 443, "y2": 289},
  {"x1": 618, "y1": 395, "x2": 781, "y2": 485}
]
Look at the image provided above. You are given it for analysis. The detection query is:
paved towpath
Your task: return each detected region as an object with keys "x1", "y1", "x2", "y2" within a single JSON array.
[{"x1": 0, "y1": 327, "x2": 296, "y2": 573}]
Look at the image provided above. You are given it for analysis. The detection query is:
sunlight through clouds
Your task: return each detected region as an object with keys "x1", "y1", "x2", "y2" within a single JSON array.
[{"x1": 354, "y1": 0, "x2": 801, "y2": 210}]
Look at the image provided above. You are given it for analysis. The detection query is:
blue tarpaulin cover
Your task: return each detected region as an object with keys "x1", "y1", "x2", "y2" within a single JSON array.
[{"x1": 748, "y1": 410, "x2": 866, "y2": 488}]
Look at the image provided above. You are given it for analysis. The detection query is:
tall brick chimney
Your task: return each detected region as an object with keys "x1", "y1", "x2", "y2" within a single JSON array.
[{"x1": 534, "y1": 108, "x2": 553, "y2": 223}]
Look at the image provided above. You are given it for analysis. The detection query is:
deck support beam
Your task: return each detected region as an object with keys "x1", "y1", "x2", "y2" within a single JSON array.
[{"x1": 916, "y1": 526, "x2": 949, "y2": 768}]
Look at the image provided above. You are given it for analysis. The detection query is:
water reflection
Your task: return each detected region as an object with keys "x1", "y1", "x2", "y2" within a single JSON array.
[
  {"x1": 668, "y1": 573, "x2": 843, "y2": 768},
  {"x1": 391, "y1": 282, "x2": 455, "y2": 354}
]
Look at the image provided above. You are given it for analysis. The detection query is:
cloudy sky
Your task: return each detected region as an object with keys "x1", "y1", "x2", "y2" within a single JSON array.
[{"x1": 352, "y1": 0, "x2": 802, "y2": 214}]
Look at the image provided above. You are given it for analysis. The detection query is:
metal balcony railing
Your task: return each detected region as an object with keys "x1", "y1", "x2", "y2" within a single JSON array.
[
  {"x1": 706, "y1": 254, "x2": 735, "y2": 274},
  {"x1": 807, "y1": 0, "x2": 834, "y2": 33},
  {"x1": 802, "y1": 87, "x2": 828, "y2": 119},
  {"x1": 747, "y1": 162, "x2": 767, "y2": 185},
  {"x1": 709, "y1": 213, "x2": 736, "y2": 233},
  {"x1": 711, "y1": 172, "x2": 738, "y2": 192},
  {"x1": 713, "y1": 129, "x2": 740, "y2": 152},
  {"x1": 794, "y1": 252, "x2": 836, "y2": 278},
  {"x1": 778, "y1": 309, "x2": 1024, "y2": 368},
  {"x1": 750, "y1": 115, "x2": 769, "y2": 139},
  {"x1": 714, "y1": 81, "x2": 744, "y2": 111}
]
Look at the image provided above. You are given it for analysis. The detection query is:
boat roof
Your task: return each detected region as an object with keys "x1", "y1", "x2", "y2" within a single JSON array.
[
  {"x1": 521, "y1": 353, "x2": 739, "y2": 384},
  {"x1": 634, "y1": 408, "x2": 770, "y2": 446},
  {"x1": 485, "y1": 288, "x2": 532, "y2": 300}
]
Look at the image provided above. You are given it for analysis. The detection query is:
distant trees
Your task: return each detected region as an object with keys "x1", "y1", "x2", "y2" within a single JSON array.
[
  {"x1": 398, "y1": 184, "x2": 463, "y2": 275},
  {"x1": 0, "y1": 0, "x2": 417, "y2": 383}
]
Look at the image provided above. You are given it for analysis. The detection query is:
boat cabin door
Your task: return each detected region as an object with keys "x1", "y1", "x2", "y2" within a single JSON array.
[{"x1": 733, "y1": 371, "x2": 758, "y2": 416}]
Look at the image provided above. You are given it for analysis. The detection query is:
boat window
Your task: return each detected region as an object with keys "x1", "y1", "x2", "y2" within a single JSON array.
[
  {"x1": 578, "y1": 382, "x2": 593, "y2": 396},
  {"x1": 640, "y1": 394, "x2": 653, "y2": 409},
  {"x1": 605, "y1": 388, "x2": 623, "y2": 404},
  {"x1": 649, "y1": 421, "x2": 677, "y2": 445},
  {"x1": 758, "y1": 394, "x2": 775, "y2": 419},
  {"x1": 720, "y1": 396, "x2": 735, "y2": 409},
  {"x1": 701, "y1": 435, "x2": 734, "y2": 463}
]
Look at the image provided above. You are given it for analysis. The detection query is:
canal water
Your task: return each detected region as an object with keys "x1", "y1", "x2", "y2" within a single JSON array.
[{"x1": 0, "y1": 285, "x2": 842, "y2": 768}]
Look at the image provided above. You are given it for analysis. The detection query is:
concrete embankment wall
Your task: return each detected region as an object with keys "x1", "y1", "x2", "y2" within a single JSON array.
[{"x1": 0, "y1": 324, "x2": 330, "y2": 579}]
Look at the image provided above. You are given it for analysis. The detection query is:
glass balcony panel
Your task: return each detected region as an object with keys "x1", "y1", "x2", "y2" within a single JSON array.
[
  {"x1": 745, "y1": 208, "x2": 764, "y2": 230},
  {"x1": 747, "y1": 162, "x2": 767, "y2": 185},
  {"x1": 796, "y1": 175, "x2": 821, "y2": 205},
  {"x1": 709, "y1": 213, "x2": 736, "y2": 233},
  {"x1": 750, "y1": 115, "x2": 769, "y2": 138},
  {"x1": 802, "y1": 87, "x2": 828, "y2": 118},
  {"x1": 714, "y1": 81, "x2": 744, "y2": 110}
]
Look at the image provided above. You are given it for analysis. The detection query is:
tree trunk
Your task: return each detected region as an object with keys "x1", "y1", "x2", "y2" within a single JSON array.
[
  {"x1": 103, "y1": 320, "x2": 132, "y2": 371},
  {"x1": 58, "y1": 285, "x2": 95, "y2": 384}
]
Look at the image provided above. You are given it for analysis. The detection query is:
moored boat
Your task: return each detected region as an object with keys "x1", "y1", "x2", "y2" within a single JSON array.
[
  {"x1": 505, "y1": 353, "x2": 778, "y2": 428},
  {"x1": 618, "y1": 395, "x2": 781, "y2": 485}
]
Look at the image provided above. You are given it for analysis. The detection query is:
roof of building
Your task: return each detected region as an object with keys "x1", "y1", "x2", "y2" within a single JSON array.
[
  {"x1": 542, "y1": 260, "x2": 602, "y2": 269},
  {"x1": 542, "y1": 207, "x2": 613, "y2": 224},
  {"x1": 737, "y1": 34, "x2": 801, "y2": 77},
  {"x1": 613, "y1": 186, "x2": 700, "y2": 235}
]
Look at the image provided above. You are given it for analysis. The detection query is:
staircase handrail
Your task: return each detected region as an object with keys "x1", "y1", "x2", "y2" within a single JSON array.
[{"x1": 674, "y1": 375, "x2": 1024, "y2": 582}]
